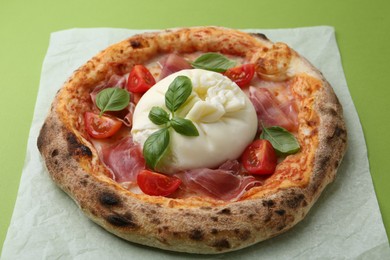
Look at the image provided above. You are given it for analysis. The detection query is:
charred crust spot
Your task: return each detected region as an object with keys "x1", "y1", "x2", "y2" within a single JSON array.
[
  {"x1": 236, "y1": 229, "x2": 251, "y2": 241},
  {"x1": 262, "y1": 200, "x2": 275, "y2": 207},
  {"x1": 99, "y1": 192, "x2": 121, "y2": 206},
  {"x1": 322, "y1": 107, "x2": 338, "y2": 116},
  {"x1": 275, "y1": 209, "x2": 286, "y2": 216},
  {"x1": 90, "y1": 209, "x2": 98, "y2": 216},
  {"x1": 106, "y1": 213, "x2": 137, "y2": 228},
  {"x1": 211, "y1": 216, "x2": 218, "y2": 222},
  {"x1": 212, "y1": 239, "x2": 231, "y2": 250},
  {"x1": 263, "y1": 212, "x2": 272, "y2": 223},
  {"x1": 247, "y1": 213, "x2": 255, "y2": 220},
  {"x1": 37, "y1": 123, "x2": 47, "y2": 150},
  {"x1": 80, "y1": 179, "x2": 88, "y2": 187},
  {"x1": 189, "y1": 229, "x2": 204, "y2": 241},
  {"x1": 151, "y1": 218, "x2": 161, "y2": 225},
  {"x1": 327, "y1": 125, "x2": 346, "y2": 142},
  {"x1": 66, "y1": 133, "x2": 92, "y2": 157},
  {"x1": 184, "y1": 212, "x2": 196, "y2": 217},
  {"x1": 157, "y1": 226, "x2": 169, "y2": 234},
  {"x1": 217, "y1": 208, "x2": 231, "y2": 215},
  {"x1": 79, "y1": 145, "x2": 92, "y2": 157},
  {"x1": 285, "y1": 194, "x2": 305, "y2": 208},
  {"x1": 130, "y1": 40, "x2": 142, "y2": 48},
  {"x1": 51, "y1": 149, "x2": 59, "y2": 157},
  {"x1": 250, "y1": 32, "x2": 269, "y2": 41},
  {"x1": 211, "y1": 229, "x2": 218, "y2": 235},
  {"x1": 334, "y1": 126, "x2": 345, "y2": 137},
  {"x1": 319, "y1": 156, "x2": 331, "y2": 171},
  {"x1": 277, "y1": 224, "x2": 287, "y2": 231},
  {"x1": 334, "y1": 159, "x2": 340, "y2": 168}
]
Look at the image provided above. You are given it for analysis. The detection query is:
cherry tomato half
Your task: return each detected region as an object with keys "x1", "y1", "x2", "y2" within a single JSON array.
[
  {"x1": 127, "y1": 65, "x2": 156, "y2": 93},
  {"x1": 137, "y1": 170, "x2": 182, "y2": 197},
  {"x1": 241, "y1": 139, "x2": 277, "y2": 175},
  {"x1": 84, "y1": 112, "x2": 122, "y2": 139},
  {"x1": 224, "y1": 64, "x2": 255, "y2": 88}
]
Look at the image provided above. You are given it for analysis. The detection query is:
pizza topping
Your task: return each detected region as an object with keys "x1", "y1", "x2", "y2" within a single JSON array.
[
  {"x1": 95, "y1": 87, "x2": 130, "y2": 115},
  {"x1": 142, "y1": 128, "x2": 170, "y2": 170},
  {"x1": 132, "y1": 69, "x2": 258, "y2": 174},
  {"x1": 127, "y1": 65, "x2": 156, "y2": 93},
  {"x1": 84, "y1": 53, "x2": 300, "y2": 199},
  {"x1": 191, "y1": 53, "x2": 237, "y2": 72},
  {"x1": 241, "y1": 139, "x2": 277, "y2": 175},
  {"x1": 159, "y1": 53, "x2": 192, "y2": 79},
  {"x1": 179, "y1": 160, "x2": 262, "y2": 201},
  {"x1": 84, "y1": 112, "x2": 123, "y2": 139},
  {"x1": 260, "y1": 125, "x2": 300, "y2": 155},
  {"x1": 90, "y1": 74, "x2": 127, "y2": 105},
  {"x1": 142, "y1": 76, "x2": 199, "y2": 170},
  {"x1": 98, "y1": 137, "x2": 145, "y2": 182},
  {"x1": 137, "y1": 170, "x2": 182, "y2": 196},
  {"x1": 224, "y1": 64, "x2": 256, "y2": 88},
  {"x1": 105, "y1": 73, "x2": 127, "y2": 88},
  {"x1": 249, "y1": 86, "x2": 298, "y2": 132}
]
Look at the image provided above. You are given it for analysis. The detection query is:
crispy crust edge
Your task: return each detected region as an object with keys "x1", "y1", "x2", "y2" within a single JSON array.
[{"x1": 37, "y1": 27, "x2": 347, "y2": 254}]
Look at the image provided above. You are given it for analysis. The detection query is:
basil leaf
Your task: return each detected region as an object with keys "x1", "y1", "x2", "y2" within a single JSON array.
[
  {"x1": 191, "y1": 53, "x2": 236, "y2": 72},
  {"x1": 165, "y1": 76, "x2": 192, "y2": 113},
  {"x1": 149, "y1": 107, "x2": 170, "y2": 125},
  {"x1": 171, "y1": 117, "x2": 199, "y2": 136},
  {"x1": 96, "y1": 87, "x2": 130, "y2": 115},
  {"x1": 143, "y1": 128, "x2": 170, "y2": 170},
  {"x1": 260, "y1": 126, "x2": 300, "y2": 155}
]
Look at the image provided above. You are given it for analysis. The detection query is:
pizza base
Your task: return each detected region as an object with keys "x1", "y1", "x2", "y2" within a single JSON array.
[{"x1": 37, "y1": 27, "x2": 347, "y2": 254}]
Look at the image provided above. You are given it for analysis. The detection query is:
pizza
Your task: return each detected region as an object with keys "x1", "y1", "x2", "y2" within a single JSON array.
[{"x1": 37, "y1": 27, "x2": 347, "y2": 254}]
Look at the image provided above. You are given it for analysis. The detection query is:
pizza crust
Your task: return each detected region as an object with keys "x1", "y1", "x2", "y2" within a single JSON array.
[{"x1": 37, "y1": 27, "x2": 347, "y2": 254}]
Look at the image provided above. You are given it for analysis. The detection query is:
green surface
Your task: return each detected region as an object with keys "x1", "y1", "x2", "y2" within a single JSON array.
[{"x1": 1, "y1": 0, "x2": 389, "y2": 254}]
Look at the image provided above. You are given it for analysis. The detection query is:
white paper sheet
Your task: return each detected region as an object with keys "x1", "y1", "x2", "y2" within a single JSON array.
[{"x1": 2, "y1": 27, "x2": 390, "y2": 259}]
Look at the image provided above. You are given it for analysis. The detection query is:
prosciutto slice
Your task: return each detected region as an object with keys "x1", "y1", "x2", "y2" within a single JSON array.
[
  {"x1": 90, "y1": 74, "x2": 127, "y2": 104},
  {"x1": 178, "y1": 160, "x2": 262, "y2": 201},
  {"x1": 159, "y1": 53, "x2": 192, "y2": 80},
  {"x1": 95, "y1": 137, "x2": 145, "y2": 183},
  {"x1": 249, "y1": 86, "x2": 298, "y2": 132}
]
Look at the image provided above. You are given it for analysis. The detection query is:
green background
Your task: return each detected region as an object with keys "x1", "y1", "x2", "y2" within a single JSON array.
[{"x1": 1, "y1": 0, "x2": 389, "y2": 253}]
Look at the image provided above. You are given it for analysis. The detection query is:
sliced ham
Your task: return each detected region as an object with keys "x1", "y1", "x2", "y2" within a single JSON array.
[
  {"x1": 249, "y1": 86, "x2": 298, "y2": 132},
  {"x1": 90, "y1": 74, "x2": 128, "y2": 105},
  {"x1": 159, "y1": 53, "x2": 192, "y2": 80},
  {"x1": 95, "y1": 137, "x2": 145, "y2": 183},
  {"x1": 178, "y1": 160, "x2": 262, "y2": 201}
]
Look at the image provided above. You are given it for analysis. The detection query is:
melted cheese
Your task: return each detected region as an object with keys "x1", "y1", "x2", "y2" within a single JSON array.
[{"x1": 131, "y1": 69, "x2": 258, "y2": 173}]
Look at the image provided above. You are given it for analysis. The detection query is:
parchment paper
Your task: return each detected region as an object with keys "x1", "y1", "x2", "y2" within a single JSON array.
[{"x1": 2, "y1": 27, "x2": 390, "y2": 259}]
